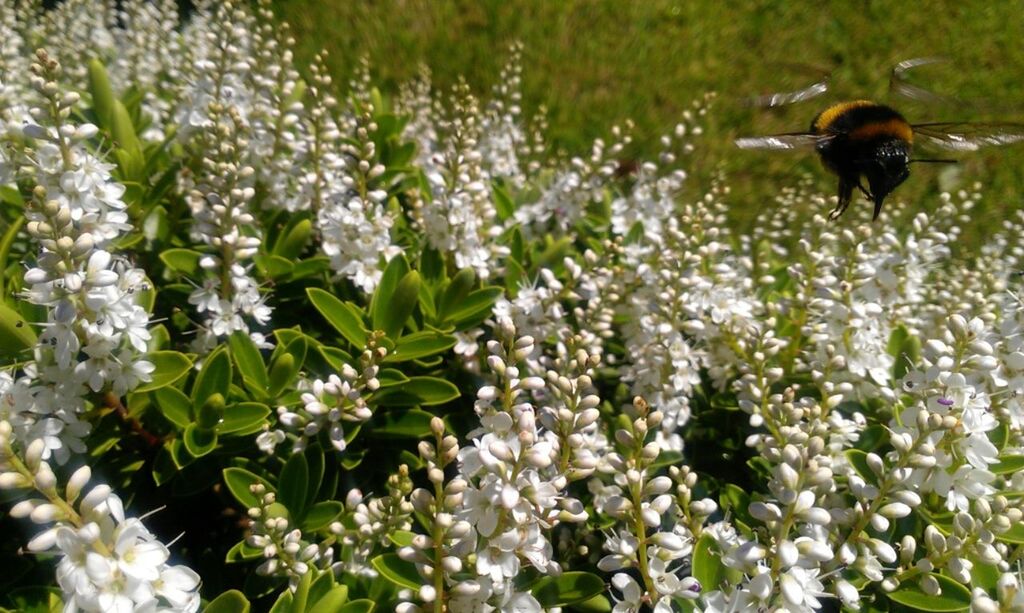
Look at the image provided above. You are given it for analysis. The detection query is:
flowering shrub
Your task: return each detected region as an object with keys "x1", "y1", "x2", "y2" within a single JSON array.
[{"x1": 3, "y1": 2, "x2": 1024, "y2": 613}]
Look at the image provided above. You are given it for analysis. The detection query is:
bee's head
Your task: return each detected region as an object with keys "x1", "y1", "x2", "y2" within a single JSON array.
[{"x1": 863, "y1": 139, "x2": 911, "y2": 219}]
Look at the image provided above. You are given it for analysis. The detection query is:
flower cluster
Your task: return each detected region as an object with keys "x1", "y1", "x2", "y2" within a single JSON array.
[
  {"x1": 0, "y1": 423, "x2": 200, "y2": 612},
  {"x1": 7, "y1": 3, "x2": 1024, "y2": 613},
  {"x1": 1, "y1": 50, "x2": 153, "y2": 464}
]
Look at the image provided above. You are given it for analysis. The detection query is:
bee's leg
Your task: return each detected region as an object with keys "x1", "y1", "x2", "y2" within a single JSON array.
[
  {"x1": 856, "y1": 179, "x2": 874, "y2": 201},
  {"x1": 829, "y1": 176, "x2": 855, "y2": 220}
]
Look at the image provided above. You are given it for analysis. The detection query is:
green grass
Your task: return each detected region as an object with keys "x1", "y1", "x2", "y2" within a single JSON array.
[{"x1": 274, "y1": 0, "x2": 1024, "y2": 237}]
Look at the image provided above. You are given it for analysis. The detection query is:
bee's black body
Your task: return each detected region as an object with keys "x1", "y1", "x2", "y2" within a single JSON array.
[{"x1": 811, "y1": 101, "x2": 913, "y2": 220}]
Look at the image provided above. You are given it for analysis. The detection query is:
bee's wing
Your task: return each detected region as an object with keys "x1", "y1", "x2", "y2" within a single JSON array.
[
  {"x1": 889, "y1": 57, "x2": 962, "y2": 106},
  {"x1": 746, "y1": 63, "x2": 831, "y2": 108},
  {"x1": 735, "y1": 132, "x2": 829, "y2": 150},
  {"x1": 912, "y1": 122, "x2": 1024, "y2": 151}
]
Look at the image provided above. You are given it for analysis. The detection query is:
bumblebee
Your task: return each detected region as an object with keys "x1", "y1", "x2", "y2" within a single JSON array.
[{"x1": 736, "y1": 59, "x2": 1024, "y2": 221}]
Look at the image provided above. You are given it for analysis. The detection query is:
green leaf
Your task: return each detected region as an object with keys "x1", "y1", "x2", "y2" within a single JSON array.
[
  {"x1": 504, "y1": 257, "x2": 526, "y2": 295},
  {"x1": 372, "y1": 376, "x2": 460, "y2": 407},
  {"x1": 196, "y1": 393, "x2": 225, "y2": 430},
  {"x1": 970, "y1": 555, "x2": 1000, "y2": 591},
  {"x1": 0, "y1": 216, "x2": 24, "y2": 297},
  {"x1": 183, "y1": 424, "x2": 217, "y2": 457},
  {"x1": 308, "y1": 288, "x2": 368, "y2": 347},
  {"x1": 370, "y1": 254, "x2": 411, "y2": 331},
  {"x1": 229, "y1": 331, "x2": 268, "y2": 396},
  {"x1": 225, "y1": 540, "x2": 264, "y2": 563},
  {"x1": 384, "y1": 330, "x2": 457, "y2": 363},
  {"x1": 254, "y1": 254, "x2": 295, "y2": 279},
  {"x1": 88, "y1": 58, "x2": 116, "y2": 127},
  {"x1": 301, "y1": 501, "x2": 344, "y2": 532},
  {"x1": 278, "y1": 453, "x2": 309, "y2": 519},
  {"x1": 291, "y1": 256, "x2": 331, "y2": 280},
  {"x1": 888, "y1": 324, "x2": 922, "y2": 382},
  {"x1": 387, "y1": 530, "x2": 417, "y2": 548},
  {"x1": 111, "y1": 99, "x2": 143, "y2": 162},
  {"x1": 291, "y1": 568, "x2": 314, "y2": 613},
  {"x1": 339, "y1": 599, "x2": 375, "y2": 613},
  {"x1": 649, "y1": 450, "x2": 684, "y2": 471},
  {"x1": 152, "y1": 386, "x2": 192, "y2": 429},
  {"x1": 380, "y1": 270, "x2": 421, "y2": 338},
  {"x1": 0, "y1": 301, "x2": 37, "y2": 360},
  {"x1": 419, "y1": 247, "x2": 444, "y2": 283},
  {"x1": 267, "y1": 335, "x2": 307, "y2": 397},
  {"x1": 273, "y1": 218, "x2": 312, "y2": 260},
  {"x1": 268, "y1": 590, "x2": 293, "y2": 613},
  {"x1": 845, "y1": 449, "x2": 880, "y2": 486},
  {"x1": 142, "y1": 205, "x2": 169, "y2": 242},
  {"x1": 309, "y1": 568, "x2": 338, "y2": 608},
  {"x1": 370, "y1": 554, "x2": 422, "y2": 590},
  {"x1": 718, "y1": 483, "x2": 752, "y2": 524},
  {"x1": 135, "y1": 351, "x2": 192, "y2": 392},
  {"x1": 217, "y1": 402, "x2": 270, "y2": 436},
  {"x1": 997, "y1": 522, "x2": 1024, "y2": 544},
  {"x1": 308, "y1": 586, "x2": 350, "y2": 613},
  {"x1": 223, "y1": 467, "x2": 275, "y2": 509},
  {"x1": 205, "y1": 590, "x2": 250, "y2": 613},
  {"x1": 304, "y1": 446, "x2": 325, "y2": 510},
  {"x1": 568, "y1": 595, "x2": 612, "y2": 613},
  {"x1": 492, "y1": 182, "x2": 515, "y2": 221},
  {"x1": 371, "y1": 409, "x2": 438, "y2": 438},
  {"x1": 531, "y1": 571, "x2": 604, "y2": 607},
  {"x1": 991, "y1": 455, "x2": 1024, "y2": 475},
  {"x1": 159, "y1": 249, "x2": 203, "y2": 275},
  {"x1": 439, "y1": 268, "x2": 476, "y2": 318},
  {"x1": 692, "y1": 532, "x2": 726, "y2": 593},
  {"x1": 377, "y1": 368, "x2": 410, "y2": 387},
  {"x1": 192, "y1": 346, "x2": 232, "y2": 407},
  {"x1": 6, "y1": 586, "x2": 63, "y2": 613},
  {"x1": 447, "y1": 287, "x2": 503, "y2": 329},
  {"x1": 885, "y1": 572, "x2": 970, "y2": 611},
  {"x1": 267, "y1": 354, "x2": 295, "y2": 398}
]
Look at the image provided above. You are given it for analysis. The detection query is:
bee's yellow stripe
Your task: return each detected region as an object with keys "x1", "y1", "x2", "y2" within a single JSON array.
[
  {"x1": 813, "y1": 100, "x2": 876, "y2": 132},
  {"x1": 848, "y1": 118, "x2": 913, "y2": 143}
]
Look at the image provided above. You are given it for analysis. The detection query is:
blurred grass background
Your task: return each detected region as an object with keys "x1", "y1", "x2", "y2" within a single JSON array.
[{"x1": 273, "y1": 0, "x2": 1024, "y2": 237}]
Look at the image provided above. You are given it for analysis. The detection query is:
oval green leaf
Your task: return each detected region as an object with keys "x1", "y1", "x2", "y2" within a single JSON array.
[
  {"x1": 370, "y1": 553, "x2": 422, "y2": 590},
  {"x1": 135, "y1": 351, "x2": 193, "y2": 393},
  {"x1": 159, "y1": 248, "x2": 203, "y2": 275},
  {"x1": 692, "y1": 532, "x2": 726, "y2": 593},
  {"x1": 278, "y1": 453, "x2": 309, "y2": 519},
  {"x1": 384, "y1": 330, "x2": 457, "y2": 363},
  {"x1": 223, "y1": 467, "x2": 276, "y2": 509},
  {"x1": 191, "y1": 346, "x2": 231, "y2": 407},
  {"x1": 380, "y1": 270, "x2": 421, "y2": 338},
  {"x1": 205, "y1": 590, "x2": 251, "y2": 613},
  {"x1": 152, "y1": 386, "x2": 193, "y2": 429},
  {"x1": 0, "y1": 301, "x2": 36, "y2": 359},
  {"x1": 301, "y1": 501, "x2": 344, "y2": 532},
  {"x1": 339, "y1": 599, "x2": 375, "y2": 613},
  {"x1": 307, "y1": 288, "x2": 368, "y2": 347},
  {"x1": 886, "y1": 572, "x2": 971, "y2": 612},
  {"x1": 217, "y1": 402, "x2": 270, "y2": 436},
  {"x1": 228, "y1": 331, "x2": 268, "y2": 396},
  {"x1": 372, "y1": 376, "x2": 460, "y2": 407},
  {"x1": 183, "y1": 424, "x2": 218, "y2": 458},
  {"x1": 531, "y1": 571, "x2": 604, "y2": 607}
]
